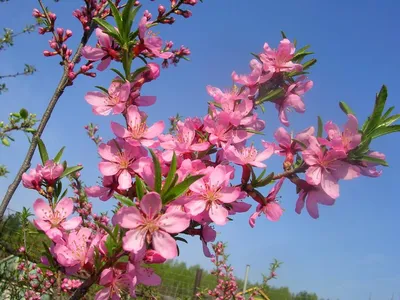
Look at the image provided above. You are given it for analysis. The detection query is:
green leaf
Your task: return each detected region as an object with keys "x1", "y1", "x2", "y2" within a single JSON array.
[
  {"x1": 135, "y1": 175, "x2": 144, "y2": 200},
  {"x1": 339, "y1": 101, "x2": 355, "y2": 115},
  {"x1": 295, "y1": 45, "x2": 311, "y2": 55},
  {"x1": 368, "y1": 125, "x2": 400, "y2": 139},
  {"x1": 93, "y1": 18, "x2": 122, "y2": 43},
  {"x1": 245, "y1": 128, "x2": 264, "y2": 135},
  {"x1": 60, "y1": 165, "x2": 83, "y2": 179},
  {"x1": 107, "y1": 0, "x2": 124, "y2": 36},
  {"x1": 254, "y1": 172, "x2": 274, "y2": 188},
  {"x1": 256, "y1": 169, "x2": 267, "y2": 182},
  {"x1": 122, "y1": 2, "x2": 140, "y2": 40},
  {"x1": 361, "y1": 155, "x2": 388, "y2": 167},
  {"x1": 250, "y1": 52, "x2": 261, "y2": 60},
  {"x1": 149, "y1": 149, "x2": 162, "y2": 193},
  {"x1": 352, "y1": 137, "x2": 371, "y2": 157},
  {"x1": 130, "y1": 66, "x2": 149, "y2": 81},
  {"x1": 95, "y1": 85, "x2": 109, "y2": 94},
  {"x1": 381, "y1": 106, "x2": 395, "y2": 121},
  {"x1": 59, "y1": 188, "x2": 68, "y2": 200},
  {"x1": 114, "y1": 194, "x2": 134, "y2": 206},
  {"x1": 380, "y1": 114, "x2": 400, "y2": 127},
  {"x1": 292, "y1": 52, "x2": 313, "y2": 62},
  {"x1": 163, "y1": 175, "x2": 204, "y2": 203},
  {"x1": 24, "y1": 128, "x2": 36, "y2": 133},
  {"x1": 302, "y1": 58, "x2": 317, "y2": 70},
  {"x1": 37, "y1": 138, "x2": 49, "y2": 164},
  {"x1": 162, "y1": 152, "x2": 177, "y2": 196},
  {"x1": 317, "y1": 116, "x2": 323, "y2": 138},
  {"x1": 110, "y1": 68, "x2": 126, "y2": 81},
  {"x1": 363, "y1": 85, "x2": 388, "y2": 134},
  {"x1": 280, "y1": 31, "x2": 287, "y2": 39},
  {"x1": 54, "y1": 181, "x2": 62, "y2": 199},
  {"x1": 54, "y1": 146, "x2": 65, "y2": 163},
  {"x1": 256, "y1": 88, "x2": 285, "y2": 105},
  {"x1": 19, "y1": 108, "x2": 28, "y2": 119}
]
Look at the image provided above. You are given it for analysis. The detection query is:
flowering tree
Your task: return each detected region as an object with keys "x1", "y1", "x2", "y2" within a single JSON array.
[{"x1": 1, "y1": 0, "x2": 400, "y2": 299}]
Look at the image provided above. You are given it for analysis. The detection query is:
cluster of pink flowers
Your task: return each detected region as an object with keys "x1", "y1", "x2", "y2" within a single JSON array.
[{"x1": 20, "y1": 1, "x2": 397, "y2": 299}]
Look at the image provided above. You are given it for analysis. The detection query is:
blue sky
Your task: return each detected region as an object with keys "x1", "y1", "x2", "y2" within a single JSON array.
[{"x1": 1, "y1": 0, "x2": 399, "y2": 299}]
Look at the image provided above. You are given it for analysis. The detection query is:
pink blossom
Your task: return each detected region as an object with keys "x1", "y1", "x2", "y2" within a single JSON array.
[
  {"x1": 111, "y1": 105, "x2": 164, "y2": 148},
  {"x1": 81, "y1": 28, "x2": 119, "y2": 71},
  {"x1": 274, "y1": 126, "x2": 314, "y2": 163},
  {"x1": 260, "y1": 39, "x2": 302, "y2": 74},
  {"x1": 37, "y1": 160, "x2": 64, "y2": 184},
  {"x1": 112, "y1": 192, "x2": 190, "y2": 259},
  {"x1": 201, "y1": 223, "x2": 216, "y2": 257},
  {"x1": 98, "y1": 139, "x2": 147, "y2": 190},
  {"x1": 249, "y1": 178, "x2": 285, "y2": 227},
  {"x1": 53, "y1": 228, "x2": 95, "y2": 274},
  {"x1": 302, "y1": 136, "x2": 360, "y2": 198},
  {"x1": 321, "y1": 114, "x2": 361, "y2": 153},
  {"x1": 231, "y1": 59, "x2": 272, "y2": 95},
  {"x1": 295, "y1": 184, "x2": 335, "y2": 219},
  {"x1": 224, "y1": 143, "x2": 274, "y2": 168},
  {"x1": 95, "y1": 265, "x2": 137, "y2": 300},
  {"x1": 33, "y1": 198, "x2": 82, "y2": 241},
  {"x1": 206, "y1": 85, "x2": 247, "y2": 104},
  {"x1": 185, "y1": 165, "x2": 241, "y2": 225},
  {"x1": 275, "y1": 76, "x2": 313, "y2": 126},
  {"x1": 137, "y1": 17, "x2": 172, "y2": 59},
  {"x1": 85, "y1": 176, "x2": 118, "y2": 201},
  {"x1": 360, "y1": 151, "x2": 386, "y2": 177},
  {"x1": 22, "y1": 167, "x2": 42, "y2": 190},
  {"x1": 129, "y1": 250, "x2": 161, "y2": 286},
  {"x1": 85, "y1": 80, "x2": 130, "y2": 116}
]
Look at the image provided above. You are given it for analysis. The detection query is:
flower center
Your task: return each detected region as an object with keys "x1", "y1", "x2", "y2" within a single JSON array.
[{"x1": 130, "y1": 122, "x2": 147, "y2": 139}]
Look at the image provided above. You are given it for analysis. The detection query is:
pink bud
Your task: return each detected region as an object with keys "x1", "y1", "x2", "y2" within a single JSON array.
[
  {"x1": 80, "y1": 65, "x2": 90, "y2": 72},
  {"x1": 183, "y1": 10, "x2": 192, "y2": 18},
  {"x1": 144, "y1": 62, "x2": 160, "y2": 82},
  {"x1": 48, "y1": 12, "x2": 57, "y2": 21},
  {"x1": 32, "y1": 9, "x2": 41, "y2": 18},
  {"x1": 38, "y1": 27, "x2": 47, "y2": 35},
  {"x1": 66, "y1": 29, "x2": 73, "y2": 37},
  {"x1": 43, "y1": 50, "x2": 55, "y2": 57},
  {"x1": 134, "y1": 0, "x2": 140, "y2": 5},
  {"x1": 56, "y1": 27, "x2": 64, "y2": 36},
  {"x1": 158, "y1": 5, "x2": 166, "y2": 15}
]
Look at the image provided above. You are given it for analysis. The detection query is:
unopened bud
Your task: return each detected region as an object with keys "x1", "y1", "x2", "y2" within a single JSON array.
[
  {"x1": 38, "y1": 27, "x2": 47, "y2": 35},
  {"x1": 32, "y1": 8, "x2": 42, "y2": 18},
  {"x1": 48, "y1": 12, "x2": 57, "y2": 22},
  {"x1": 56, "y1": 27, "x2": 64, "y2": 36},
  {"x1": 158, "y1": 5, "x2": 166, "y2": 15},
  {"x1": 182, "y1": 10, "x2": 192, "y2": 18},
  {"x1": 43, "y1": 50, "x2": 56, "y2": 57},
  {"x1": 65, "y1": 29, "x2": 73, "y2": 37},
  {"x1": 85, "y1": 72, "x2": 96, "y2": 78},
  {"x1": 80, "y1": 65, "x2": 90, "y2": 72},
  {"x1": 134, "y1": 0, "x2": 140, "y2": 5}
]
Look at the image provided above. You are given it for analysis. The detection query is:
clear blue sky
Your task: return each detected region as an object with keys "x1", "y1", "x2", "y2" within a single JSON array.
[{"x1": 1, "y1": 1, "x2": 399, "y2": 299}]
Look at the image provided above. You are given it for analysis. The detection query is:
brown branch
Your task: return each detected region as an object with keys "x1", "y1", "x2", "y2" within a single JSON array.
[
  {"x1": 0, "y1": 15, "x2": 97, "y2": 220},
  {"x1": 272, "y1": 165, "x2": 307, "y2": 180},
  {"x1": 0, "y1": 71, "x2": 32, "y2": 79}
]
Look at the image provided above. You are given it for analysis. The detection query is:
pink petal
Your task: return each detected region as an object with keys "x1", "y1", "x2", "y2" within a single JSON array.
[
  {"x1": 46, "y1": 227, "x2": 63, "y2": 242},
  {"x1": 85, "y1": 91, "x2": 107, "y2": 106},
  {"x1": 265, "y1": 202, "x2": 283, "y2": 222},
  {"x1": 118, "y1": 170, "x2": 132, "y2": 190},
  {"x1": 112, "y1": 206, "x2": 143, "y2": 229},
  {"x1": 136, "y1": 267, "x2": 161, "y2": 286},
  {"x1": 185, "y1": 199, "x2": 206, "y2": 216},
  {"x1": 306, "y1": 193, "x2": 319, "y2": 219},
  {"x1": 99, "y1": 268, "x2": 114, "y2": 286},
  {"x1": 218, "y1": 188, "x2": 240, "y2": 203},
  {"x1": 152, "y1": 230, "x2": 177, "y2": 259},
  {"x1": 158, "y1": 211, "x2": 190, "y2": 233},
  {"x1": 127, "y1": 105, "x2": 142, "y2": 127},
  {"x1": 123, "y1": 228, "x2": 146, "y2": 253},
  {"x1": 98, "y1": 143, "x2": 119, "y2": 162},
  {"x1": 249, "y1": 211, "x2": 261, "y2": 228},
  {"x1": 295, "y1": 191, "x2": 306, "y2": 215},
  {"x1": 274, "y1": 127, "x2": 291, "y2": 146},
  {"x1": 33, "y1": 219, "x2": 51, "y2": 232},
  {"x1": 61, "y1": 216, "x2": 82, "y2": 230},
  {"x1": 33, "y1": 198, "x2": 52, "y2": 220},
  {"x1": 305, "y1": 166, "x2": 322, "y2": 185},
  {"x1": 140, "y1": 192, "x2": 162, "y2": 219},
  {"x1": 344, "y1": 114, "x2": 359, "y2": 134},
  {"x1": 95, "y1": 287, "x2": 112, "y2": 300},
  {"x1": 81, "y1": 46, "x2": 105, "y2": 61},
  {"x1": 111, "y1": 122, "x2": 129, "y2": 138},
  {"x1": 135, "y1": 96, "x2": 156, "y2": 106},
  {"x1": 321, "y1": 172, "x2": 339, "y2": 199},
  {"x1": 96, "y1": 28, "x2": 112, "y2": 49},
  {"x1": 209, "y1": 204, "x2": 228, "y2": 226},
  {"x1": 118, "y1": 83, "x2": 131, "y2": 103},
  {"x1": 99, "y1": 162, "x2": 120, "y2": 176},
  {"x1": 97, "y1": 57, "x2": 111, "y2": 71},
  {"x1": 143, "y1": 121, "x2": 165, "y2": 139},
  {"x1": 55, "y1": 197, "x2": 74, "y2": 219}
]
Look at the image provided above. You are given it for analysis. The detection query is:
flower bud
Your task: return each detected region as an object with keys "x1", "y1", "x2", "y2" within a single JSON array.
[
  {"x1": 32, "y1": 9, "x2": 41, "y2": 18},
  {"x1": 144, "y1": 62, "x2": 160, "y2": 82},
  {"x1": 182, "y1": 10, "x2": 192, "y2": 18},
  {"x1": 48, "y1": 12, "x2": 57, "y2": 21},
  {"x1": 56, "y1": 27, "x2": 64, "y2": 36},
  {"x1": 158, "y1": 5, "x2": 166, "y2": 15},
  {"x1": 38, "y1": 27, "x2": 47, "y2": 35},
  {"x1": 65, "y1": 29, "x2": 73, "y2": 37}
]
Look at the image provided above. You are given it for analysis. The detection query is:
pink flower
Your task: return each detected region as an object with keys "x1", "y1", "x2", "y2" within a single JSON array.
[
  {"x1": 112, "y1": 192, "x2": 190, "y2": 259},
  {"x1": 53, "y1": 228, "x2": 94, "y2": 274},
  {"x1": 231, "y1": 59, "x2": 272, "y2": 95},
  {"x1": 275, "y1": 77, "x2": 313, "y2": 126},
  {"x1": 260, "y1": 39, "x2": 302, "y2": 74},
  {"x1": 321, "y1": 114, "x2": 361, "y2": 153},
  {"x1": 249, "y1": 178, "x2": 285, "y2": 227},
  {"x1": 22, "y1": 167, "x2": 42, "y2": 190},
  {"x1": 274, "y1": 126, "x2": 314, "y2": 163},
  {"x1": 185, "y1": 165, "x2": 241, "y2": 225},
  {"x1": 37, "y1": 160, "x2": 64, "y2": 184},
  {"x1": 302, "y1": 136, "x2": 360, "y2": 198},
  {"x1": 129, "y1": 250, "x2": 161, "y2": 286},
  {"x1": 81, "y1": 28, "x2": 119, "y2": 71},
  {"x1": 295, "y1": 184, "x2": 335, "y2": 219},
  {"x1": 206, "y1": 85, "x2": 247, "y2": 104},
  {"x1": 85, "y1": 79, "x2": 130, "y2": 116},
  {"x1": 224, "y1": 143, "x2": 274, "y2": 168},
  {"x1": 360, "y1": 151, "x2": 386, "y2": 177},
  {"x1": 98, "y1": 139, "x2": 147, "y2": 190},
  {"x1": 85, "y1": 176, "x2": 118, "y2": 201},
  {"x1": 95, "y1": 266, "x2": 137, "y2": 300},
  {"x1": 33, "y1": 198, "x2": 82, "y2": 241},
  {"x1": 137, "y1": 17, "x2": 172, "y2": 59},
  {"x1": 201, "y1": 223, "x2": 216, "y2": 257},
  {"x1": 111, "y1": 105, "x2": 164, "y2": 148}
]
